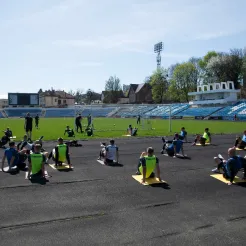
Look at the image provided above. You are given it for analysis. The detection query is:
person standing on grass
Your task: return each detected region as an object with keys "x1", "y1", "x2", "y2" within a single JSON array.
[
  {"x1": 35, "y1": 114, "x2": 39, "y2": 129},
  {"x1": 75, "y1": 114, "x2": 83, "y2": 133},
  {"x1": 87, "y1": 114, "x2": 92, "y2": 128},
  {"x1": 24, "y1": 113, "x2": 33, "y2": 141},
  {"x1": 137, "y1": 115, "x2": 141, "y2": 125}
]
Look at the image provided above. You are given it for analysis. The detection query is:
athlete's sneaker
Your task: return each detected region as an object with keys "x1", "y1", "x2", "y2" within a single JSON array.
[
  {"x1": 218, "y1": 154, "x2": 224, "y2": 160},
  {"x1": 136, "y1": 171, "x2": 141, "y2": 175},
  {"x1": 212, "y1": 168, "x2": 220, "y2": 173}
]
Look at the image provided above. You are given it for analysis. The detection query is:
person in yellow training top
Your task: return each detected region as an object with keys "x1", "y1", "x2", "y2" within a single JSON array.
[
  {"x1": 192, "y1": 128, "x2": 211, "y2": 146},
  {"x1": 136, "y1": 147, "x2": 161, "y2": 184},
  {"x1": 26, "y1": 144, "x2": 46, "y2": 180},
  {"x1": 49, "y1": 137, "x2": 71, "y2": 168}
]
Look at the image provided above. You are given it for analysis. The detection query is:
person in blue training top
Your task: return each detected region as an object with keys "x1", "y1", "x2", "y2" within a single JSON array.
[
  {"x1": 1, "y1": 141, "x2": 27, "y2": 172},
  {"x1": 179, "y1": 127, "x2": 187, "y2": 142},
  {"x1": 234, "y1": 130, "x2": 246, "y2": 149},
  {"x1": 162, "y1": 133, "x2": 185, "y2": 157},
  {"x1": 212, "y1": 147, "x2": 246, "y2": 185}
]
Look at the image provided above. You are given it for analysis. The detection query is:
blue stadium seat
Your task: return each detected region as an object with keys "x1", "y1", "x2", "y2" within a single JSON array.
[
  {"x1": 210, "y1": 102, "x2": 246, "y2": 120},
  {"x1": 176, "y1": 107, "x2": 222, "y2": 117},
  {"x1": 116, "y1": 106, "x2": 156, "y2": 117},
  {"x1": 45, "y1": 109, "x2": 74, "y2": 117},
  {"x1": 5, "y1": 108, "x2": 42, "y2": 117},
  {"x1": 45, "y1": 107, "x2": 115, "y2": 118},
  {"x1": 145, "y1": 104, "x2": 189, "y2": 117}
]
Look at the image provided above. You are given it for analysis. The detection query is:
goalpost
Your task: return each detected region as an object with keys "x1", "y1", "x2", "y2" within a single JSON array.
[{"x1": 141, "y1": 104, "x2": 172, "y2": 133}]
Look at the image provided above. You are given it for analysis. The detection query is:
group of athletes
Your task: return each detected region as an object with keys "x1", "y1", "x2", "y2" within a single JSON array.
[{"x1": 1, "y1": 112, "x2": 246, "y2": 185}]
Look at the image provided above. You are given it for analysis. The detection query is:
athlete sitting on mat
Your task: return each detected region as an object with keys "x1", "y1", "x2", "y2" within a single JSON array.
[
  {"x1": 64, "y1": 126, "x2": 75, "y2": 137},
  {"x1": 26, "y1": 143, "x2": 47, "y2": 180},
  {"x1": 1, "y1": 141, "x2": 27, "y2": 172},
  {"x1": 17, "y1": 135, "x2": 32, "y2": 152},
  {"x1": 192, "y1": 128, "x2": 211, "y2": 146},
  {"x1": 136, "y1": 147, "x2": 161, "y2": 183},
  {"x1": 161, "y1": 133, "x2": 185, "y2": 157},
  {"x1": 98, "y1": 142, "x2": 107, "y2": 160},
  {"x1": 65, "y1": 139, "x2": 82, "y2": 147},
  {"x1": 179, "y1": 127, "x2": 187, "y2": 142},
  {"x1": 104, "y1": 139, "x2": 119, "y2": 165},
  {"x1": 49, "y1": 137, "x2": 72, "y2": 168},
  {"x1": 212, "y1": 147, "x2": 246, "y2": 185},
  {"x1": 127, "y1": 125, "x2": 133, "y2": 135},
  {"x1": 3, "y1": 127, "x2": 13, "y2": 138},
  {"x1": 0, "y1": 134, "x2": 10, "y2": 148},
  {"x1": 234, "y1": 131, "x2": 246, "y2": 149}
]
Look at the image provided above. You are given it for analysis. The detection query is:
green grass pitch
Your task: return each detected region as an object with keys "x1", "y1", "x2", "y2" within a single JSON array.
[{"x1": 0, "y1": 117, "x2": 244, "y2": 141}]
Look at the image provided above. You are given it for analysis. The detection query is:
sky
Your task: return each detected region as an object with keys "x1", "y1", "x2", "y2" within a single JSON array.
[{"x1": 0, "y1": 0, "x2": 246, "y2": 98}]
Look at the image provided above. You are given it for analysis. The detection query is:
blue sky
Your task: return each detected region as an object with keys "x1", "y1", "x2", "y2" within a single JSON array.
[{"x1": 0, "y1": 0, "x2": 246, "y2": 98}]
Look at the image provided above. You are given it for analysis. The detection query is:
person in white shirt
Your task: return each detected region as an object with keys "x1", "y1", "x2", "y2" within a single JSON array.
[{"x1": 104, "y1": 139, "x2": 119, "y2": 165}]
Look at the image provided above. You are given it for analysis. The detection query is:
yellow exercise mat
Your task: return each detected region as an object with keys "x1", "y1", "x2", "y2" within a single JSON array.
[
  {"x1": 25, "y1": 170, "x2": 49, "y2": 179},
  {"x1": 210, "y1": 174, "x2": 246, "y2": 184},
  {"x1": 236, "y1": 148, "x2": 246, "y2": 151},
  {"x1": 132, "y1": 175, "x2": 166, "y2": 186},
  {"x1": 122, "y1": 135, "x2": 131, "y2": 137},
  {"x1": 196, "y1": 143, "x2": 211, "y2": 146},
  {"x1": 49, "y1": 163, "x2": 73, "y2": 170}
]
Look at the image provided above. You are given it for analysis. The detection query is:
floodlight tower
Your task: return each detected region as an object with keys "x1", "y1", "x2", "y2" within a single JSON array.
[{"x1": 154, "y1": 42, "x2": 163, "y2": 70}]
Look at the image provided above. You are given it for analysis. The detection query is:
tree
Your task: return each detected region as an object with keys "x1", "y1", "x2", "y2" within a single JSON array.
[
  {"x1": 206, "y1": 49, "x2": 244, "y2": 89},
  {"x1": 189, "y1": 57, "x2": 203, "y2": 85},
  {"x1": 169, "y1": 62, "x2": 198, "y2": 102},
  {"x1": 149, "y1": 68, "x2": 169, "y2": 103},
  {"x1": 198, "y1": 51, "x2": 218, "y2": 84},
  {"x1": 104, "y1": 76, "x2": 122, "y2": 103},
  {"x1": 199, "y1": 51, "x2": 218, "y2": 69},
  {"x1": 68, "y1": 88, "x2": 84, "y2": 104}
]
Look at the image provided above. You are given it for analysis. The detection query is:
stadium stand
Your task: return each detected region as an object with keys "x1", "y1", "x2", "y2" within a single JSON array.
[
  {"x1": 176, "y1": 107, "x2": 222, "y2": 117},
  {"x1": 145, "y1": 104, "x2": 189, "y2": 117},
  {"x1": 210, "y1": 101, "x2": 246, "y2": 120},
  {"x1": 116, "y1": 106, "x2": 156, "y2": 117},
  {"x1": 2, "y1": 102, "x2": 246, "y2": 120},
  {"x1": 45, "y1": 107, "x2": 116, "y2": 118},
  {"x1": 4, "y1": 108, "x2": 42, "y2": 117},
  {"x1": 45, "y1": 108, "x2": 74, "y2": 117},
  {"x1": 80, "y1": 107, "x2": 115, "y2": 117}
]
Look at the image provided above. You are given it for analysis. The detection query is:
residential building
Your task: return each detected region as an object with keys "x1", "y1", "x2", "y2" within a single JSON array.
[
  {"x1": 128, "y1": 83, "x2": 152, "y2": 104},
  {"x1": 0, "y1": 98, "x2": 8, "y2": 108},
  {"x1": 39, "y1": 90, "x2": 75, "y2": 107}
]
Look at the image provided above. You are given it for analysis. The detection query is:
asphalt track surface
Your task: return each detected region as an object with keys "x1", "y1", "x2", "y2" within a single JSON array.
[{"x1": 1, "y1": 135, "x2": 246, "y2": 246}]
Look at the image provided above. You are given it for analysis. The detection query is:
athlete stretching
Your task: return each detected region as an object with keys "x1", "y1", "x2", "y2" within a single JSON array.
[{"x1": 212, "y1": 147, "x2": 246, "y2": 185}]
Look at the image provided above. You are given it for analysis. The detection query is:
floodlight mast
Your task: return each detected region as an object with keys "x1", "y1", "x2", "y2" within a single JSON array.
[{"x1": 154, "y1": 42, "x2": 163, "y2": 70}]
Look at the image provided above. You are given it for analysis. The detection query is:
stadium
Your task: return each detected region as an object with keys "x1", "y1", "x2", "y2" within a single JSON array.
[
  {"x1": 1, "y1": 79, "x2": 246, "y2": 245},
  {"x1": 0, "y1": 81, "x2": 245, "y2": 141}
]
